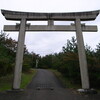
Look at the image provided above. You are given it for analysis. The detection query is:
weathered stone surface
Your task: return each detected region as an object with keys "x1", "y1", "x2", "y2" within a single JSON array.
[
  {"x1": 1, "y1": 9, "x2": 100, "y2": 21},
  {"x1": 4, "y1": 25, "x2": 97, "y2": 32}
]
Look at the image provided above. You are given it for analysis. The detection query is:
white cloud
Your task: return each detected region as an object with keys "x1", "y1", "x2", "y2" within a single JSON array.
[{"x1": 0, "y1": 0, "x2": 100, "y2": 56}]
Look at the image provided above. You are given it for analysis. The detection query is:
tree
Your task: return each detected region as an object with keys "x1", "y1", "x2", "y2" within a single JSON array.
[
  {"x1": 0, "y1": 31, "x2": 31, "y2": 76},
  {"x1": 37, "y1": 36, "x2": 100, "y2": 88},
  {"x1": 62, "y1": 36, "x2": 78, "y2": 53},
  {"x1": 95, "y1": 43, "x2": 100, "y2": 61}
]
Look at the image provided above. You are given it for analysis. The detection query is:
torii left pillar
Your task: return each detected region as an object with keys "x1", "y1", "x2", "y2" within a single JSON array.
[{"x1": 13, "y1": 18, "x2": 26, "y2": 90}]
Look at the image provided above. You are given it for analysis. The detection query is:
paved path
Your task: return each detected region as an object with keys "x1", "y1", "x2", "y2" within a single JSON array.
[{"x1": 0, "y1": 69, "x2": 100, "y2": 100}]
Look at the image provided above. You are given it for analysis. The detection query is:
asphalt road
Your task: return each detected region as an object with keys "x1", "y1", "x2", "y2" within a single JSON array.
[{"x1": 0, "y1": 69, "x2": 100, "y2": 100}]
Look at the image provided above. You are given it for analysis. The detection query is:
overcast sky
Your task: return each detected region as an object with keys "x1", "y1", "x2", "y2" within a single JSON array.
[{"x1": 0, "y1": 0, "x2": 100, "y2": 56}]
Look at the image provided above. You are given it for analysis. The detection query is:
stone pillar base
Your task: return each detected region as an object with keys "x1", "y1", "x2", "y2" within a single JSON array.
[
  {"x1": 77, "y1": 88, "x2": 97, "y2": 94},
  {"x1": 6, "y1": 89, "x2": 24, "y2": 93}
]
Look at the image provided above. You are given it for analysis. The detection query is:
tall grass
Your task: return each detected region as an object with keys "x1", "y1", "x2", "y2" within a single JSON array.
[
  {"x1": 0, "y1": 69, "x2": 37, "y2": 91},
  {"x1": 50, "y1": 69, "x2": 81, "y2": 89}
]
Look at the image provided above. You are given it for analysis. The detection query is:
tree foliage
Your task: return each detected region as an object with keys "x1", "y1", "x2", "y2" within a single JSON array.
[
  {"x1": 0, "y1": 31, "x2": 100, "y2": 89},
  {"x1": 0, "y1": 31, "x2": 35, "y2": 76},
  {"x1": 39, "y1": 37, "x2": 100, "y2": 88}
]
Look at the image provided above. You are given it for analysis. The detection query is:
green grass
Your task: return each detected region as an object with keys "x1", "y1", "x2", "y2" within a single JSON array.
[
  {"x1": 50, "y1": 69, "x2": 81, "y2": 89},
  {"x1": 21, "y1": 69, "x2": 37, "y2": 88},
  {"x1": 0, "y1": 74, "x2": 13, "y2": 91},
  {"x1": 0, "y1": 69, "x2": 37, "y2": 91}
]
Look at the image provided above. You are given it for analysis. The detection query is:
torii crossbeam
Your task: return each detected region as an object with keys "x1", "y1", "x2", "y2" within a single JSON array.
[{"x1": 1, "y1": 9, "x2": 100, "y2": 91}]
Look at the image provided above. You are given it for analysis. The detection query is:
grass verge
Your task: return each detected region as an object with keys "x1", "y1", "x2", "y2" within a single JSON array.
[
  {"x1": 21, "y1": 69, "x2": 37, "y2": 88},
  {"x1": 50, "y1": 69, "x2": 81, "y2": 89},
  {"x1": 0, "y1": 69, "x2": 37, "y2": 91}
]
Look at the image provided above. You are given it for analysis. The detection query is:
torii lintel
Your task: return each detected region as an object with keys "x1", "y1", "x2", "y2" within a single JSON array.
[{"x1": 1, "y1": 9, "x2": 100, "y2": 21}]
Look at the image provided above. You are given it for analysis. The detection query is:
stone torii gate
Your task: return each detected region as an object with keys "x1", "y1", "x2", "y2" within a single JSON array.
[{"x1": 1, "y1": 9, "x2": 99, "y2": 90}]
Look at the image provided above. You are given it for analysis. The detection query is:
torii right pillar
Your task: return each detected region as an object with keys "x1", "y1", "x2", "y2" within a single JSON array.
[{"x1": 75, "y1": 18, "x2": 89, "y2": 89}]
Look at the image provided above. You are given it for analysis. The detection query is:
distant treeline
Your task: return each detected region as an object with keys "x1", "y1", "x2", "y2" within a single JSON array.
[
  {"x1": 38, "y1": 37, "x2": 100, "y2": 89},
  {"x1": 0, "y1": 31, "x2": 100, "y2": 88}
]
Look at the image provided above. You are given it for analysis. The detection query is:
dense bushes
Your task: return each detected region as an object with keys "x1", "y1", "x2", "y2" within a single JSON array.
[
  {"x1": 22, "y1": 54, "x2": 33, "y2": 72},
  {"x1": 39, "y1": 37, "x2": 100, "y2": 89},
  {"x1": 0, "y1": 37, "x2": 15, "y2": 76},
  {"x1": 0, "y1": 32, "x2": 35, "y2": 76}
]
